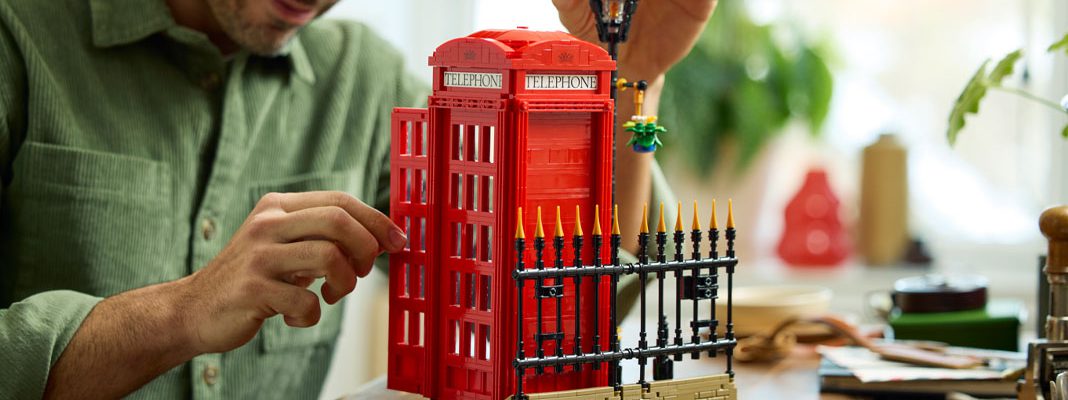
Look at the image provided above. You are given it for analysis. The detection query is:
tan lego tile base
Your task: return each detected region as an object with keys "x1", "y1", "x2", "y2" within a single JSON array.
[{"x1": 507, "y1": 374, "x2": 736, "y2": 400}]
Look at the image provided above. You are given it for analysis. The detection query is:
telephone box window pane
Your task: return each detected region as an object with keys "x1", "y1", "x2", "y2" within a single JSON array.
[
  {"x1": 452, "y1": 125, "x2": 463, "y2": 161},
  {"x1": 409, "y1": 121, "x2": 417, "y2": 156},
  {"x1": 416, "y1": 264, "x2": 425, "y2": 299},
  {"x1": 402, "y1": 263, "x2": 410, "y2": 297},
  {"x1": 407, "y1": 216, "x2": 419, "y2": 252},
  {"x1": 464, "y1": 124, "x2": 475, "y2": 162},
  {"x1": 452, "y1": 223, "x2": 462, "y2": 258},
  {"x1": 403, "y1": 121, "x2": 412, "y2": 156},
  {"x1": 480, "y1": 126, "x2": 491, "y2": 164},
  {"x1": 401, "y1": 310, "x2": 409, "y2": 344},
  {"x1": 471, "y1": 175, "x2": 480, "y2": 211},
  {"x1": 406, "y1": 264, "x2": 416, "y2": 299},
  {"x1": 480, "y1": 176, "x2": 491, "y2": 214},
  {"x1": 488, "y1": 126, "x2": 496, "y2": 163},
  {"x1": 486, "y1": 176, "x2": 494, "y2": 212},
  {"x1": 416, "y1": 169, "x2": 427, "y2": 204},
  {"x1": 468, "y1": 272, "x2": 478, "y2": 309},
  {"x1": 402, "y1": 168, "x2": 411, "y2": 203},
  {"x1": 403, "y1": 217, "x2": 411, "y2": 251},
  {"x1": 420, "y1": 122, "x2": 428, "y2": 156},
  {"x1": 479, "y1": 274, "x2": 491, "y2": 311},
  {"x1": 418, "y1": 312, "x2": 425, "y2": 346},
  {"x1": 465, "y1": 174, "x2": 476, "y2": 211},
  {"x1": 451, "y1": 173, "x2": 462, "y2": 209},
  {"x1": 471, "y1": 125, "x2": 480, "y2": 162},
  {"x1": 464, "y1": 223, "x2": 476, "y2": 260},
  {"x1": 419, "y1": 218, "x2": 427, "y2": 252},
  {"x1": 479, "y1": 324, "x2": 491, "y2": 360},
  {"x1": 452, "y1": 271, "x2": 461, "y2": 306},
  {"x1": 451, "y1": 320, "x2": 460, "y2": 355},
  {"x1": 465, "y1": 322, "x2": 476, "y2": 359},
  {"x1": 479, "y1": 226, "x2": 492, "y2": 262}
]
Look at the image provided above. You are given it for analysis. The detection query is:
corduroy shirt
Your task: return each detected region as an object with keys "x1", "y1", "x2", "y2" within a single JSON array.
[{"x1": 0, "y1": 0, "x2": 423, "y2": 398}]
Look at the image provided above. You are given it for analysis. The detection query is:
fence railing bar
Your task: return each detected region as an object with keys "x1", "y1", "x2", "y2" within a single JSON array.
[{"x1": 513, "y1": 339, "x2": 737, "y2": 369}]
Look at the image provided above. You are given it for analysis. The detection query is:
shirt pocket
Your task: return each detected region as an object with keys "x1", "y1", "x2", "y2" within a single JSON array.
[
  {"x1": 248, "y1": 170, "x2": 361, "y2": 352},
  {"x1": 6, "y1": 141, "x2": 172, "y2": 298}
]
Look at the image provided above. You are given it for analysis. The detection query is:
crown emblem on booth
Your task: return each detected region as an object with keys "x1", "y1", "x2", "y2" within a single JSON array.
[
  {"x1": 464, "y1": 50, "x2": 477, "y2": 60},
  {"x1": 557, "y1": 51, "x2": 574, "y2": 63}
]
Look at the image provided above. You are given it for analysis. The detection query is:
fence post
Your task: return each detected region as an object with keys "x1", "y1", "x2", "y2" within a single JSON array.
[{"x1": 515, "y1": 208, "x2": 527, "y2": 399}]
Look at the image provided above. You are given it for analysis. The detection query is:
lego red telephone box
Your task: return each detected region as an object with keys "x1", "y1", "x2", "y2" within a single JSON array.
[{"x1": 388, "y1": 28, "x2": 615, "y2": 399}]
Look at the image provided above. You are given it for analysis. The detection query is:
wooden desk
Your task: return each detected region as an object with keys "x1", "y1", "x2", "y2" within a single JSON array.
[{"x1": 346, "y1": 346, "x2": 850, "y2": 400}]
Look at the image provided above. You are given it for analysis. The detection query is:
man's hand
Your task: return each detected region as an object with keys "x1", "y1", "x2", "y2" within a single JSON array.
[
  {"x1": 553, "y1": 0, "x2": 717, "y2": 80},
  {"x1": 179, "y1": 191, "x2": 406, "y2": 354},
  {"x1": 44, "y1": 191, "x2": 405, "y2": 399}
]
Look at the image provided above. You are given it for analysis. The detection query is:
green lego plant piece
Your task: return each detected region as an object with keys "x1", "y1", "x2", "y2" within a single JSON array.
[{"x1": 624, "y1": 119, "x2": 667, "y2": 152}]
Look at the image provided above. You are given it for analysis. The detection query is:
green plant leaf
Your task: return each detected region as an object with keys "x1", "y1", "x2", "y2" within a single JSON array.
[
  {"x1": 947, "y1": 60, "x2": 990, "y2": 145},
  {"x1": 1049, "y1": 33, "x2": 1068, "y2": 54},
  {"x1": 792, "y1": 46, "x2": 834, "y2": 134},
  {"x1": 1062, "y1": 124, "x2": 1068, "y2": 138},
  {"x1": 988, "y1": 49, "x2": 1023, "y2": 86},
  {"x1": 657, "y1": 0, "x2": 835, "y2": 175}
]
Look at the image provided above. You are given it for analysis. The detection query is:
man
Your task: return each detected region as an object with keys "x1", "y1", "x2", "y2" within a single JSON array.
[{"x1": 0, "y1": 0, "x2": 716, "y2": 398}]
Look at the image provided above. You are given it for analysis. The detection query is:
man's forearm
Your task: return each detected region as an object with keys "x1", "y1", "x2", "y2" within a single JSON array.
[
  {"x1": 43, "y1": 278, "x2": 199, "y2": 399},
  {"x1": 614, "y1": 74, "x2": 662, "y2": 254}
]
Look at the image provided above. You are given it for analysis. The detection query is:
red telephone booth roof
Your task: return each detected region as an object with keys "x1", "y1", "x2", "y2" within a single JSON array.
[{"x1": 428, "y1": 28, "x2": 615, "y2": 70}]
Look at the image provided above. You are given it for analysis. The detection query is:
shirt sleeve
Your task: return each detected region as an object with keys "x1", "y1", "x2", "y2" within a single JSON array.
[
  {"x1": 0, "y1": 291, "x2": 102, "y2": 398},
  {"x1": 0, "y1": 6, "x2": 100, "y2": 398}
]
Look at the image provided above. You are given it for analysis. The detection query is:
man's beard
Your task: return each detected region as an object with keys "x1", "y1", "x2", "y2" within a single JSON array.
[{"x1": 208, "y1": 0, "x2": 300, "y2": 56}]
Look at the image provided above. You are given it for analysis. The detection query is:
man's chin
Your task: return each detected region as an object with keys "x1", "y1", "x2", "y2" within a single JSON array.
[{"x1": 241, "y1": 31, "x2": 297, "y2": 56}]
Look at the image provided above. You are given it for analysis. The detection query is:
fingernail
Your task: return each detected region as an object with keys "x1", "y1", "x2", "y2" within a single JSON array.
[{"x1": 389, "y1": 228, "x2": 408, "y2": 251}]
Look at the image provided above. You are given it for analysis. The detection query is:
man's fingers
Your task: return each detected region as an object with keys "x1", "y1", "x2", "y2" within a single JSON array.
[
  {"x1": 259, "y1": 240, "x2": 357, "y2": 304},
  {"x1": 261, "y1": 191, "x2": 407, "y2": 252},
  {"x1": 269, "y1": 206, "x2": 380, "y2": 278},
  {"x1": 261, "y1": 281, "x2": 322, "y2": 328}
]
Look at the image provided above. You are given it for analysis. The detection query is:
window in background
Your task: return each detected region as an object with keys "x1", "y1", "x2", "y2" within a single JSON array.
[
  {"x1": 746, "y1": 0, "x2": 1066, "y2": 258},
  {"x1": 325, "y1": 1, "x2": 476, "y2": 77}
]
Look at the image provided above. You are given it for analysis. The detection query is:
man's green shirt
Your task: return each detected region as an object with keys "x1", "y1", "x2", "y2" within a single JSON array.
[{"x1": 0, "y1": 0, "x2": 424, "y2": 398}]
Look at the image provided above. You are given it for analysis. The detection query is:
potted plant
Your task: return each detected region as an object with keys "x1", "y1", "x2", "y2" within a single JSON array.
[
  {"x1": 658, "y1": 0, "x2": 834, "y2": 176},
  {"x1": 947, "y1": 33, "x2": 1068, "y2": 144}
]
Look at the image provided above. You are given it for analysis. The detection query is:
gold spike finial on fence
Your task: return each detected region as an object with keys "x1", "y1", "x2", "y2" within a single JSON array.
[
  {"x1": 727, "y1": 199, "x2": 735, "y2": 229},
  {"x1": 674, "y1": 201, "x2": 684, "y2": 232},
  {"x1": 516, "y1": 207, "x2": 525, "y2": 239},
  {"x1": 535, "y1": 206, "x2": 545, "y2": 238},
  {"x1": 692, "y1": 201, "x2": 701, "y2": 231},
  {"x1": 657, "y1": 202, "x2": 666, "y2": 233},
  {"x1": 574, "y1": 205, "x2": 583, "y2": 236},
  {"x1": 612, "y1": 204, "x2": 621, "y2": 235},
  {"x1": 554, "y1": 206, "x2": 564, "y2": 237},
  {"x1": 710, "y1": 199, "x2": 718, "y2": 230},
  {"x1": 640, "y1": 203, "x2": 649, "y2": 234},
  {"x1": 592, "y1": 205, "x2": 602, "y2": 235}
]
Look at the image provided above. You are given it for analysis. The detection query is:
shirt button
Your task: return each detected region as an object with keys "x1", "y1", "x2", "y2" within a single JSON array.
[
  {"x1": 202, "y1": 365, "x2": 219, "y2": 386},
  {"x1": 201, "y1": 218, "x2": 216, "y2": 241},
  {"x1": 200, "y1": 73, "x2": 221, "y2": 90}
]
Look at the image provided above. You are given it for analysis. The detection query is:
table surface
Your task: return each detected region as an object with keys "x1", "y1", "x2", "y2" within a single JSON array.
[{"x1": 346, "y1": 346, "x2": 852, "y2": 400}]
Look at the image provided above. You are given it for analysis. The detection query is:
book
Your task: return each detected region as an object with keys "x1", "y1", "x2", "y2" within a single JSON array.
[{"x1": 819, "y1": 357, "x2": 1017, "y2": 399}]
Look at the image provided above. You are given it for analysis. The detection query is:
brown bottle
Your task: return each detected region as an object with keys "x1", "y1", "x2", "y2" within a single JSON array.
[{"x1": 860, "y1": 134, "x2": 908, "y2": 265}]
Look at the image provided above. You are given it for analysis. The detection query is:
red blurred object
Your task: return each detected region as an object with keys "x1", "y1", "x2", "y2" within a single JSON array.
[
  {"x1": 776, "y1": 168, "x2": 851, "y2": 266},
  {"x1": 388, "y1": 28, "x2": 615, "y2": 399}
]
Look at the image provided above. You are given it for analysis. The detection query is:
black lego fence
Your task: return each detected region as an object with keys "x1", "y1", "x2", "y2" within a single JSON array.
[{"x1": 512, "y1": 203, "x2": 738, "y2": 399}]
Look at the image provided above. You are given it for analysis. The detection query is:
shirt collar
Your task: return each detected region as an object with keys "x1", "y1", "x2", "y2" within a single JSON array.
[
  {"x1": 89, "y1": 0, "x2": 174, "y2": 48},
  {"x1": 89, "y1": 0, "x2": 315, "y2": 84}
]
